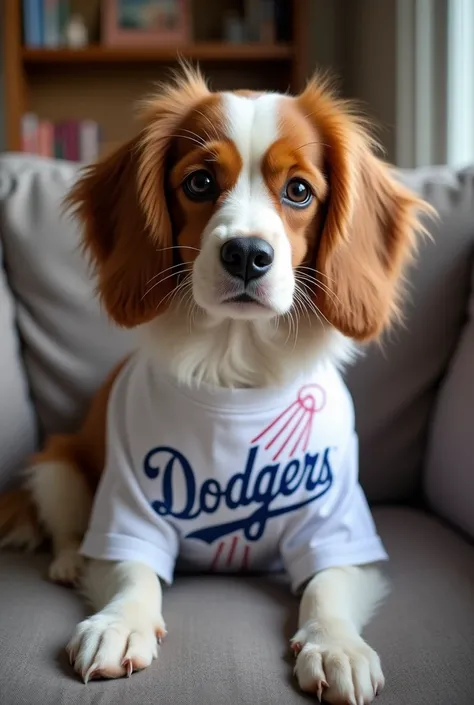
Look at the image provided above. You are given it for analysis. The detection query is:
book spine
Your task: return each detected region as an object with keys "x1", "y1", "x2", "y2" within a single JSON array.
[
  {"x1": 65, "y1": 120, "x2": 80, "y2": 161},
  {"x1": 72, "y1": 121, "x2": 80, "y2": 161},
  {"x1": 79, "y1": 120, "x2": 100, "y2": 163},
  {"x1": 44, "y1": 120, "x2": 54, "y2": 157},
  {"x1": 22, "y1": 0, "x2": 43, "y2": 47},
  {"x1": 54, "y1": 122, "x2": 64, "y2": 160},
  {"x1": 21, "y1": 113, "x2": 39, "y2": 154},
  {"x1": 44, "y1": 0, "x2": 60, "y2": 48},
  {"x1": 37, "y1": 120, "x2": 48, "y2": 156}
]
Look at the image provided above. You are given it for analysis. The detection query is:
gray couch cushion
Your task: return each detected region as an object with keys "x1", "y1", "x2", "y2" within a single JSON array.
[
  {"x1": 0, "y1": 237, "x2": 37, "y2": 491},
  {"x1": 423, "y1": 258, "x2": 474, "y2": 538},
  {"x1": 0, "y1": 154, "x2": 136, "y2": 440},
  {"x1": 0, "y1": 507, "x2": 473, "y2": 704},
  {"x1": 347, "y1": 166, "x2": 474, "y2": 501}
]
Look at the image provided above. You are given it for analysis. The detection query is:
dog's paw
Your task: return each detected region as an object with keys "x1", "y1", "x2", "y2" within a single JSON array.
[
  {"x1": 67, "y1": 611, "x2": 166, "y2": 682},
  {"x1": 49, "y1": 549, "x2": 84, "y2": 585},
  {"x1": 291, "y1": 621, "x2": 384, "y2": 704}
]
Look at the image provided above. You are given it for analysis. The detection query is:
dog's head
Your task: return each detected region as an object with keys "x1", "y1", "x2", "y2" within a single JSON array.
[{"x1": 68, "y1": 66, "x2": 432, "y2": 342}]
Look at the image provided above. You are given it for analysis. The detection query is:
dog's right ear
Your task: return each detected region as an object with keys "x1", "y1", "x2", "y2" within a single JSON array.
[
  {"x1": 66, "y1": 137, "x2": 176, "y2": 327},
  {"x1": 66, "y1": 63, "x2": 210, "y2": 328}
]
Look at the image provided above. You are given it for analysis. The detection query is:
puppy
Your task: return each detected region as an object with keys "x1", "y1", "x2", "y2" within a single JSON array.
[{"x1": 0, "y1": 66, "x2": 432, "y2": 702}]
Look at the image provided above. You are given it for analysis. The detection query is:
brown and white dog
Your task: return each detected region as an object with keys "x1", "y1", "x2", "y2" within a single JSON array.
[{"x1": 0, "y1": 66, "x2": 432, "y2": 702}]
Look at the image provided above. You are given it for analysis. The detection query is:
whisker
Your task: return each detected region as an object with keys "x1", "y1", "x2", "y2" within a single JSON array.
[
  {"x1": 194, "y1": 109, "x2": 222, "y2": 142},
  {"x1": 155, "y1": 273, "x2": 193, "y2": 311},
  {"x1": 296, "y1": 285, "x2": 332, "y2": 329},
  {"x1": 295, "y1": 272, "x2": 342, "y2": 308},
  {"x1": 297, "y1": 265, "x2": 337, "y2": 285},
  {"x1": 145, "y1": 261, "x2": 192, "y2": 286},
  {"x1": 142, "y1": 267, "x2": 192, "y2": 301},
  {"x1": 153, "y1": 245, "x2": 200, "y2": 254},
  {"x1": 176, "y1": 129, "x2": 207, "y2": 147}
]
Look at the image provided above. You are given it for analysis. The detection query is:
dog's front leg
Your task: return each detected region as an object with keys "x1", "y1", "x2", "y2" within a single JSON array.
[
  {"x1": 67, "y1": 560, "x2": 165, "y2": 682},
  {"x1": 291, "y1": 565, "x2": 388, "y2": 704}
]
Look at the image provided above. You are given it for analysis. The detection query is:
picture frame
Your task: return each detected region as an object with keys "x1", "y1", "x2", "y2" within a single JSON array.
[{"x1": 102, "y1": 0, "x2": 191, "y2": 47}]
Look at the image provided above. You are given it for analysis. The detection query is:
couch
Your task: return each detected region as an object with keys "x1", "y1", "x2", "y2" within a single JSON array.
[{"x1": 0, "y1": 153, "x2": 473, "y2": 705}]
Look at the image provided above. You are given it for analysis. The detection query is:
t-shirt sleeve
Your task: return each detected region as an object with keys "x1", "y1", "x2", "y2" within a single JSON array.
[
  {"x1": 79, "y1": 362, "x2": 178, "y2": 585},
  {"x1": 279, "y1": 432, "x2": 388, "y2": 594}
]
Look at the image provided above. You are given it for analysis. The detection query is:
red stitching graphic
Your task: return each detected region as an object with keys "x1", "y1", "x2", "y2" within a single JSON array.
[
  {"x1": 251, "y1": 385, "x2": 326, "y2": 460},
  {"x1": 210, "y1": 537, "x2": 251, "y2": 571}
]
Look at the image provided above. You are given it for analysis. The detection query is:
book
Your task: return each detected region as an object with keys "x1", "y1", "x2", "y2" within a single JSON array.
[
  {"x1": 54, "y1": 122, "x2": 65, "y2": 159},
  {"x1": 43, "y1": 0, "x2": 60, "y2": 48},
  {"x1": 63, "y1": 120, "x2": 80, "y2": 161},
  {"x1": 20, "y1": 114, "x2": 100, "y2": 162},
  {"x1": 22, "y1": 0, "x2": 44, "y2": 47},
  {"x1": 79, "y1": 120, "x2": 100, "y2": 163},
  {"x1": 21, "y1": 113, "x2": 39, "y2": 154},
  {"x1": 38, "y1": 120, "x2": 54, "y2": 157}
]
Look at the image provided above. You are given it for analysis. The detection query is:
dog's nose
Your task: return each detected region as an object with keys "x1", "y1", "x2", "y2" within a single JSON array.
[{"x1": 220, "y1": 237, "x2": 274, "y2": 281}]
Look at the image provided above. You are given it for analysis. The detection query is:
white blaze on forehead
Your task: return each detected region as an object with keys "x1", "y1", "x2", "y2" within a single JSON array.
[
  {"x1": 220, "y1": 92, "x2": 282, "y2": 233},
  {"x1": 223, "y1": 92, "x2": 281, "y2": 166}
]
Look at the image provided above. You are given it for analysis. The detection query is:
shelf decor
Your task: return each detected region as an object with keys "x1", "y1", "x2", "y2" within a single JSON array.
[{"x1": 101, "y1": 0, "x2": 191, "y2": 47}]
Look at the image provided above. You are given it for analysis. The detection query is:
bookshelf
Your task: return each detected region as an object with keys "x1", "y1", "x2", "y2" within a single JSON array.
[{"x1": 3, "y1": 1, "x2": 309, "y2": 157}]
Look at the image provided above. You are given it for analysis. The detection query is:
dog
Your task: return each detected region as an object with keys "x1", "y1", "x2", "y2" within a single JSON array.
[{"x1": 0, "y1": 66, "x2": 432, "y2": 702}]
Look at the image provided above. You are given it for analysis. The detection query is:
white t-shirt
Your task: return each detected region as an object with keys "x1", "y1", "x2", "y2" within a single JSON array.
[{"x1": 80, "y1": 353, "x2": 388, "y2": 593}]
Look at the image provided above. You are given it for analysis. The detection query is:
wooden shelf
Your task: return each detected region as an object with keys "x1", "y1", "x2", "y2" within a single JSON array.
[
  {"x1": 4, "y1": 1, "x2": 309, "y2": 152},
  {"x1": 22, "y1": 43, "x2": 293, "y2": 65}
]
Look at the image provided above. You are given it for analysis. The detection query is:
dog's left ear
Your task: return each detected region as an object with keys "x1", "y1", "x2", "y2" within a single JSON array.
[{"x1": 299, "y1": 78, "x2": 435, "y2": 341}]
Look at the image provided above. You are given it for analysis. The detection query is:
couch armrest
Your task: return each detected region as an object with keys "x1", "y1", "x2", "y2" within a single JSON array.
[
  {"x1": 0, "y1": 168, "x2": 38, "y2": 489},
  {"x1": 423, "y1": 257, "x2": 474, "y2": 538}
]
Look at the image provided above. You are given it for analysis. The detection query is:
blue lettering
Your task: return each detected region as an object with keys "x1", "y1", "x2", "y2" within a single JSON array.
[
  {"x1": 144, "y1": 446, "x2": 199, "y2": 519},
  {"x1": 200, "y1": 479, "x2": 222, "y2": 513},
  {"x1": 143, "y1": 443, "x2": 335, "y2": 544},
  {"x1": 225, "y1": 446, "x2": 256, "y2": 509},
  {"x1": 280, "y1": 459, "x2": 305, "y2": 496},
  {"x1": 306, "y1": 448, "x2": 333, "y2": 491}
]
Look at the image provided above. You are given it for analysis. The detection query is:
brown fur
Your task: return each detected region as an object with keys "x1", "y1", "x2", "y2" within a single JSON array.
[
  {"x1": 0, "y1": 489, "x2": 41, "y2": 549},
  {"x1": 298, "y1": 76, "x2": 435, "y2": 340},
  {"x1": 0, "y1": 66, "x2": 434, "y2": 553},
  {"x1": 0, "y1": 361, "x2": 125, "y2": 546}
]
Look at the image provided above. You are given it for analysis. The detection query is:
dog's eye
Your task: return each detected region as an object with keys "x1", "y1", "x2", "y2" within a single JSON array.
[
  {"x1": 283, "y1": 178, "x2": 313, "y2": 208},
  {"x1": 183, "y1": 170, "x2": 217, "y2": 201}
]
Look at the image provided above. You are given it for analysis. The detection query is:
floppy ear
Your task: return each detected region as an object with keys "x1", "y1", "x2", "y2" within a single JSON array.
[
  {"x1": 65, "y1": 137, "x2": 175, "y2": 327},
  {"x1": 66, "y1": 64, "x2": 209, "y2": 327},
  {"x1": 299, "y1": 78, "x2": 434, "y2": 341}
]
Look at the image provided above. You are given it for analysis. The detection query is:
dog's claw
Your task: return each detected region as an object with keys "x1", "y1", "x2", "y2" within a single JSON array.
[
  {"x1": 83, "y1": 663, "x2": 99, "y2": 684},
  {"x1": 291, "y1": 640, "x2": 303, "y2": 656},
  {"x1": 122, "y1": 659, "x2": 133, "y2": 678},
  {"x1": 316, "y1": 679, "x2": 328, "y2": 701}
]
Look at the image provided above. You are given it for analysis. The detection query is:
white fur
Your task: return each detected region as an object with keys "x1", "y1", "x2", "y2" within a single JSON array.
[
  {"x1": 25, "y1": 92, "x2": 387, "y2": 701},
  {"x1": 67, "y1": 561, "x2": 164, "y2": 681},
  {"x1": 28, "y1": 461, "x2": 91, "y2": 583},
  {"x1": 292, "y1": 567, "x2": 389, "y2": 703},
  {"x1": 142, "y1": 308, "x2": 356, "y2": 390},
  {"x1": 193, "y1": 93, "x2": 297, "y2": 318}
]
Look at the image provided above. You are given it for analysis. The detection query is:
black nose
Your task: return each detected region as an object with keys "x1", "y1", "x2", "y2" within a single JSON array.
[{"x1": 220, "y1": 237, "x2": 274, "y2": 282}]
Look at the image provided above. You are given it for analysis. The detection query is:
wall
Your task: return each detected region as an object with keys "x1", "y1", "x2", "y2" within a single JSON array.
[
  {"x1": 307, "y1": 0, "x2": 398, "y2": 163},
  {"x1": 341, "y1": 0, "x2": 398, "y2": 162}
]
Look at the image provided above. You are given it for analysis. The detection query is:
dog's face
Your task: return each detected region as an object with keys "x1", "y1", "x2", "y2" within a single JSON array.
[
  {"x1": 166, "y1": 90, "x2": 326, "y2": 321},
  {"x1": 68, "y1": 68, "x2": 431, "y2": 341}
]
